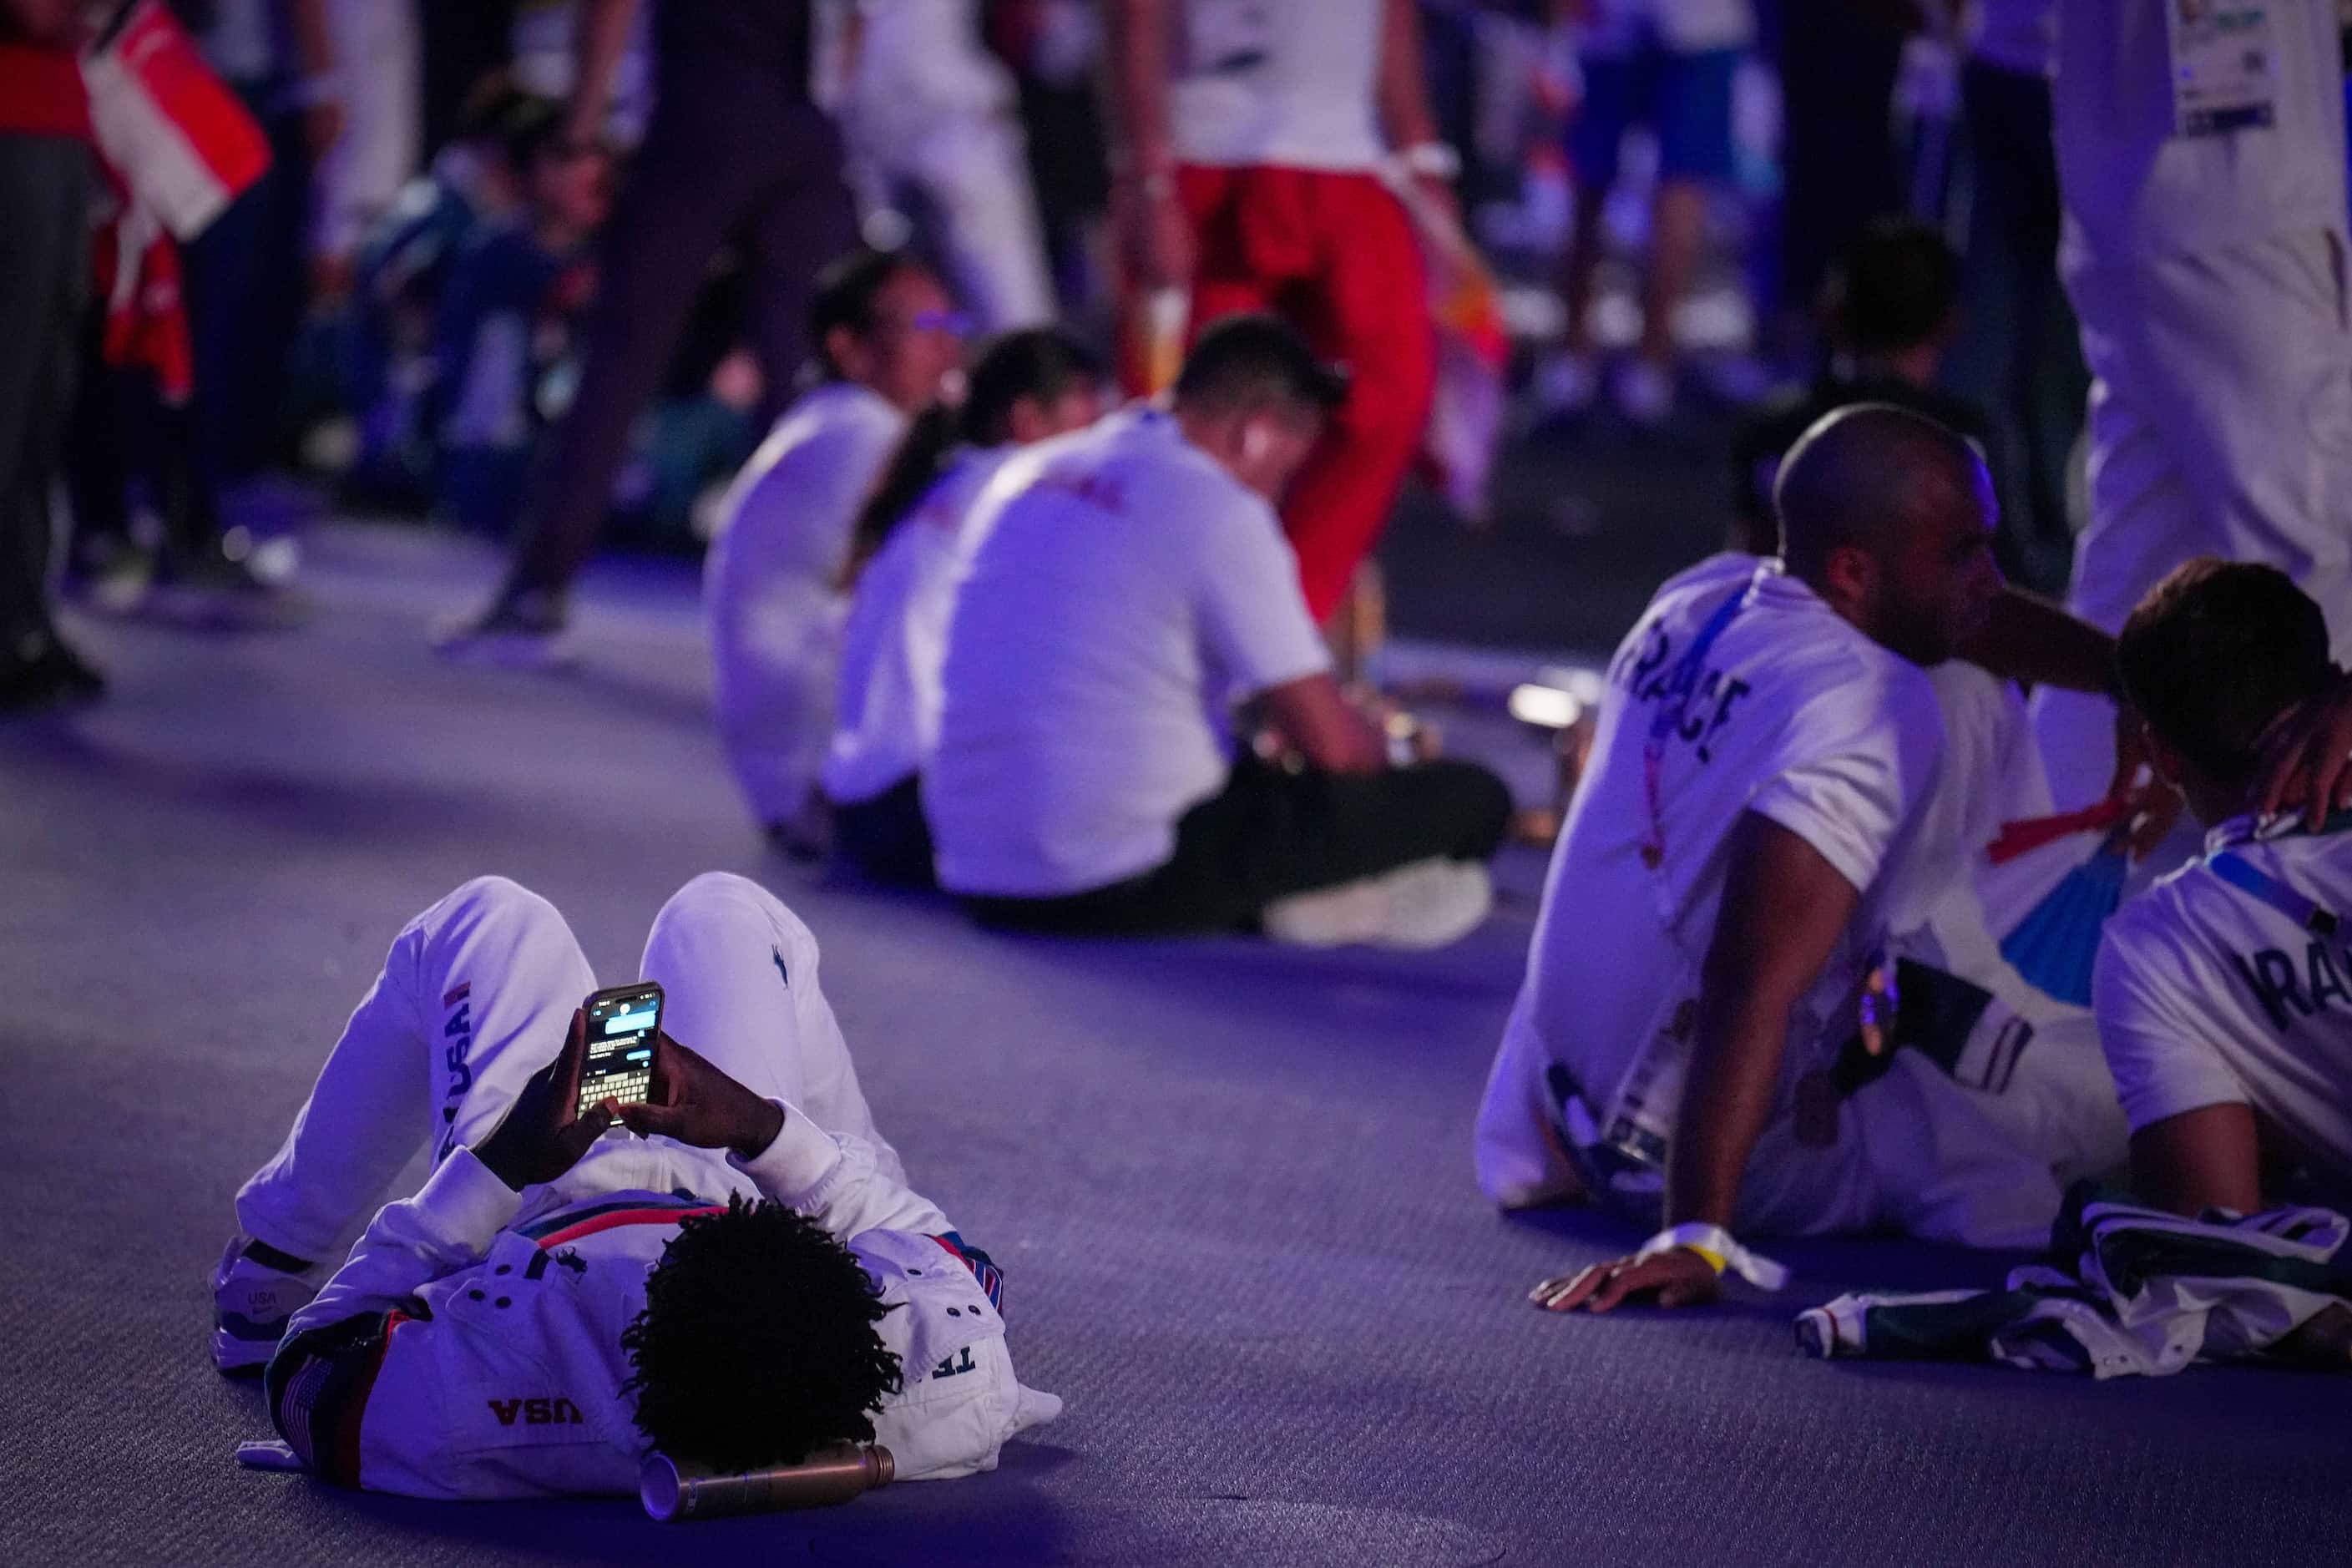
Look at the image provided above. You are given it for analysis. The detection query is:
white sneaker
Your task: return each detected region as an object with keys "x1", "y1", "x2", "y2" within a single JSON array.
[
  {"x1": 1263, "y1": 858, "x2": 1494, "y2": 951},
  {"x1": 212, "y1": 1233, "x2": 324, "y2": 1375},
  {"x1": 1530, "y1": 352, "x2": 1601, "y2": 417},
  {"x1": 1611, "y1": 357, "x2": 1676, "y2": 426},
  {"x1": 1375, "y1": 859, "x2": 1494, "y2": 949}
]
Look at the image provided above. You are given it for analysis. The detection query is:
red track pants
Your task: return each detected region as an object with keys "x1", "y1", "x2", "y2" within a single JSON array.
[{"x1": 1169, "y1": 164, "x2": 1436, "y2": 624}]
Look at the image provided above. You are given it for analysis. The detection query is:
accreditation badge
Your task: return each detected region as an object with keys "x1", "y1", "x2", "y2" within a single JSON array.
[{"x1": 2167, "y1": 0, "x2": 2282, "y2": 136}]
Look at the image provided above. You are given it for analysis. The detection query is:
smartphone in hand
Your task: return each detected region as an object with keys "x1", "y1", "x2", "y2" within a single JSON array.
[{"x1": 578, "y1": 982, "x2": 663, "y2": 1119}]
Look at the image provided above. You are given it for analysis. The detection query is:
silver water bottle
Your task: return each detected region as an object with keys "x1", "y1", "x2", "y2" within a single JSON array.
[{"x1": 640, "y1": 1442, "x2": 895, "y2": 1521}]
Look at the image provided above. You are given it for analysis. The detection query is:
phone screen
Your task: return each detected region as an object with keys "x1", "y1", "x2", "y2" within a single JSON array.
[{"x1": 579, "y1": 984, "x2": 661, "y2": 1117}]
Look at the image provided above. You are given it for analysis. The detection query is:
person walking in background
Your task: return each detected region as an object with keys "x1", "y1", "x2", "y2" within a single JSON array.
[
  {"x1": 1936, "y1": 0, "x2": 2081, "y2": 598},
  {"x1": 432, "y1": 99, "x2": 609, "y2": 538},
  {"x1": 834, "y1": 0, "x2": 1057, "y2": 334},
  {"x1": 309, "y1": 0, "x2": 421, "y2": 303},
  {"x1": 0, "y1": 0, "x2": 102, "y2": 711},
  {"x1": 705, "y1": 250, "x2": 966, "y2": 857},
  {"x1": 824, "y1": 326, "x2": 1106, "y2": 888},
  {"x1": 1766, "y1": 0, "x2": 1914, "y2": 375},
  {"x1": 2033, "y1": 0, "x2": 2352, "y2": 827},
  {"x1": 439, "y1": 0, "x2": 858, "y2": 660},
  {"x1": 175, "y1": 0, "x2": 342, "y2": 596},
  {"x1": 1530, "y1": 0, "x2": 1756, "y2": 426},
  {"x1": 1101, "y1": 0, "x2": 1454, "y2": 627}
]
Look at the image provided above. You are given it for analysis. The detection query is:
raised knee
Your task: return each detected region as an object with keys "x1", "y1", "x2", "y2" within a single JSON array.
[
  {"x1": 645, "y1": 873, "x2": 826, "y2": 990},
  {"x1": 446, "y1": 875, "x2": 563, "y2": 932},
  {"x1": 664, "y1": 870, "x2": 765, "y2": 915}
]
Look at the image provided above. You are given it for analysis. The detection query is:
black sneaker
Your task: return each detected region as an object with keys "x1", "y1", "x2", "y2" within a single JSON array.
[
  {"x1": 0, "y1": 639, "x2": 106, "y2": 715},
  {"x1": 432, "y1": 588, "x2": 574, "y2": 668}
]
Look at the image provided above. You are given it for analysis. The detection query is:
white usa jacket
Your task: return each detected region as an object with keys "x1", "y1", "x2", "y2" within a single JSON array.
[{"x1": 265, "y1": 1106, "x2": 1060, "y2": 1500}]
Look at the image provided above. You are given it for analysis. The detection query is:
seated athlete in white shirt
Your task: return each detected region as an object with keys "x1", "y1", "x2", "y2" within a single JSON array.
[
  {"x1": 823, "y1": 326, "x2": 1109, "y2": 887},
  {"x1": 1489, "y1": 404, "x2": 2134, "y2": 1313},
  {"x1": 210, "y1": 874, "x2": 1056, "y2": 1497},
  {"x1": 2097, "y1": 559, "x2": 2352, "y2": 1216},
  {"x1": 706, "y1": 250, "x2": 968, "y2": 855},
  {"x1": 926, "y1": 313, "x2": 1514, "y2": 946}
]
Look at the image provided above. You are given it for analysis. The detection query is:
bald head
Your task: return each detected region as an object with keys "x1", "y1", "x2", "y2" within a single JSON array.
[
  {"x1": 1771, "y1": 403, "x2": 2002, "y2": 666},
  {"x1": 1773, "y1": 403, "x2": 1985, "y2": 583}
]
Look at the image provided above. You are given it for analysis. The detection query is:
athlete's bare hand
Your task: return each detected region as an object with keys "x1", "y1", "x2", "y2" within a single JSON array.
[
  {"x1": 476, "y1": 1009, "x2": 615, "y2": 1190},
  {"x1": 617, "y1": 1033, "x2": 784, "y2": 1160},
  {"x1": 1529, "y1": 1247, "x2": 1722, "y2": 1313},
  {"x1": 2254, "y1": 667, "x2": 2352, "y2": 828}
]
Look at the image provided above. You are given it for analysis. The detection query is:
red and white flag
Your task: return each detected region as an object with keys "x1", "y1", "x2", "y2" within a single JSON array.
[{"x1": 81, "y1": 0, "x2": 271, "y2": 242}]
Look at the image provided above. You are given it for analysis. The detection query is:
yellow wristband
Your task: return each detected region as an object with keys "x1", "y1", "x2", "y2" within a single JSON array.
[{"x1": 1682, "y1": 1243, "x2": 1727, "y2": 1276}]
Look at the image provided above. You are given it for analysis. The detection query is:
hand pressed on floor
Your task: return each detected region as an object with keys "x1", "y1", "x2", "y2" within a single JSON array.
[{"x1": 1529, "y1": 1247, "x2": 1722, "y2": 1313}]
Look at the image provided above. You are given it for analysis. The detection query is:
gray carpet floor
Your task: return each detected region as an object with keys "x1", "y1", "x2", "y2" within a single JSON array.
[{"x1": 6, "y1": 523, "x2": 2346, "y2": 1567}]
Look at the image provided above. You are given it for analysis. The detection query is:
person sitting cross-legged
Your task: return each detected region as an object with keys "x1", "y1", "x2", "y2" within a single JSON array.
[
  {"x1": 925, "y1": 313, "x2": 1514, "y2": 946},
  {"x1": 213, "y1": 873, "x2": 1056, "y2": 1496},
  {"x1": 823, "y1": 326, "x2": 1109, "y2": 887},
  {"x1": 2096, "y1": 559, "x2": 2352, "y2": 1216}
]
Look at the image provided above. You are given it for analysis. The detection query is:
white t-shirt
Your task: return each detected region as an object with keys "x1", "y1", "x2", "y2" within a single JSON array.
[
  {"x1": 704, "y1": 382, "x2": 906, "y2": 815},
  {"x1": 926, "y1": 408, "x2": 1332, "y2": 897},
  {"x1": 707, "y1": 382, "x2": 906, "y2": 596},
  {"x1": 2094, "y1": 817, "x2": 2352, "y2": 1179},
  {"x1": 1170, "y1": 0, "x2": 1387, "y2": 172},
  {"x1": 2056, "y1": 0, "x2": 2349, "y2": 264},
  {"x1": 1493, "y1": 554, "x2": 1946, "y2": 1132},
  {"x1": 822, "y1": 444, "x2": 1019, "y2": 806}
]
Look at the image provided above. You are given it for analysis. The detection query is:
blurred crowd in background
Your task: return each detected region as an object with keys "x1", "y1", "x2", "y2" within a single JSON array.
[{"x1": 8, "y1": 0, "x2": 2127, "y2": 640}]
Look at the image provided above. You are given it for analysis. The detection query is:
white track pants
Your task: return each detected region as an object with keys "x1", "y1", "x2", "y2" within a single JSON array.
[
  {"x1": 2036, "y1": 226, "x2": 2352, "y2": 812},
  {"x1": 311, "y1": 0, "x2": 421, "y2": 262},
  {"x1": 235, "y1": 873, "x2": 902, "y2": 1264},
  {"x1": 858, "y1": 112, "x2": 1055, "y2": 333}
]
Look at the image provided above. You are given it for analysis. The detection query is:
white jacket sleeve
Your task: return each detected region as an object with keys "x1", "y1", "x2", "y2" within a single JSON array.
[
  {"x1": 286, "y1": 1149, "x2": 525, "y2": 1340},
  {"x1": 266, "y1": 1149, "x2": 524, "y2": 1486},
  {"x1": 732, "y1": 1100, "x2": 953, "y2": 1240}
]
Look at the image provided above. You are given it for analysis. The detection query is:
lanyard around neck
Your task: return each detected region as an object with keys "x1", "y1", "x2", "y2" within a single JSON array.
[{"x1": 2206, "y1": 810, "x2": 2352, "y2": 938}]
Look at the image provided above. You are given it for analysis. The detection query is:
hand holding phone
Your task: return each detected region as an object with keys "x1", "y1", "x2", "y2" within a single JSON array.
[
  {"x1": 616, "y1": 1034, "x2": 785, "y2": 1161},
  {"x1": 475, "y1": 1008, "x2": 616, "y2": 1191},
  {"x1": 578, "y1": 982, "x2": 664, "y2": 1119}
]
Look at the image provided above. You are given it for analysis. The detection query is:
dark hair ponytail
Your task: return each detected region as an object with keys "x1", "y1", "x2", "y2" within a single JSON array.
[{"x1": 837, "y1": 326, "x2": 1105, "y2": 590}]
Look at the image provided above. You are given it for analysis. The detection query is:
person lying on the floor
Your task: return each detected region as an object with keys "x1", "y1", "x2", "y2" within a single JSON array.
[
  {"x1": 822, "y1": 326, "x2": 1108, "y2": 887},
  {"x1": 706, "y1": 248, "x2": 968, "y2": 857},
  {"x1": 2097, "y1": 559, "x2": 2352, "y2": 1217},
  {"x1": 1482, "y1": 404, "x2": 2138, "y2": 1312},
  {"x1": 924, "y1": 312, "x2": 1514, "y2": 946},
  {"x1": 215, "y1": 873, "x2": 1056, "y2": 1498}
]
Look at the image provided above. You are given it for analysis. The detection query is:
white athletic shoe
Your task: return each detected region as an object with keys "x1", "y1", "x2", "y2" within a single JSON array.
[
  {"x1": 212, "y1": 1234, "x2": 324, "y2": 1376},
  {"x1": 1263, "y1": 859, "x2": 1494, "y2": 951}
]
